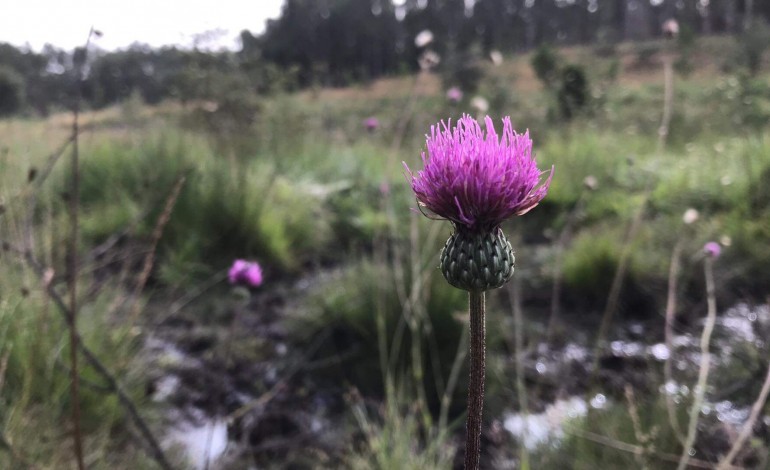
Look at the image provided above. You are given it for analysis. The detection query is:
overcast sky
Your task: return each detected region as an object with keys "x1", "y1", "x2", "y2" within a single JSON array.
[{"x1": 0, "y1": 0, "x2": 284, "y2": 51}]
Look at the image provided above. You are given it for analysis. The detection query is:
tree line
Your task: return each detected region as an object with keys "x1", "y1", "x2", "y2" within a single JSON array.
[{"x1": 0, "y1": 0, "x2": 767, "y2": 116}]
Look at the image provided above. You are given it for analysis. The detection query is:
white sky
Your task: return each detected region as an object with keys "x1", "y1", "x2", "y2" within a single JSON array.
[{"x1": 0, "y1": 0, "x2": 284, "y2": 51}]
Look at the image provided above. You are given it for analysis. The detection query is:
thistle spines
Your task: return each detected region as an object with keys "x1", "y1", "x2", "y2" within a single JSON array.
[{"x1": 440, "y1": 228, "x2": 515, "y2": 292}]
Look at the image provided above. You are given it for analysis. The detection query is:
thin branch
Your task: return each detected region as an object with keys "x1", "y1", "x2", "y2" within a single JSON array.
[
  {"x1": 23, "y1": 251, "x2": 173, "y2": 470},
  {"x1": 127, "y1": 173, "x2": 188, "y2": 324},
  {"x1": 36, "y1": 135, "x2": 78, "y2": 187},
  {"x1": 663, "y1": 239, "x2": 686, "y2": 443},
  {"x1": 657, "y1": 53, "x2": 675, "y2": 153},
  {"x1": 0, "y1": 350, "x2": 8, "y2": 394},
  {"x1": 547, "y1": 192, "x2": 585, "y2": 341},
  {"x1": 717, "y1": 359, "x2": 770, "y2": 469},
  {"x1": 162, "y1": 270, "x2": 228, "y2": 321},
  {"x1": 565, "y1": 426, "x2": 733, "y2": 469},
  {"x1": 68, "y1": 33, "x2": 85, "y2": 470},
  {"x1": 85, "y1": 206, "x2": 152, "y2": 263},
  {"x1": 438, "y1": 324, "x2": 468, "y2": 435},
  {"x1": 625, "y1": 385, "x2": 653, "y2": 469},
  {"x1": 590, "y1": 193, "x2": 648, "y2": 379}
]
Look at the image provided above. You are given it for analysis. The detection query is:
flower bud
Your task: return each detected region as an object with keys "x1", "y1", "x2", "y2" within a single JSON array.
[
  {"x1": 440, "y1": 229, "x2": 515, "y2": 292},
  {"x1": 682, "y1": 208, "x2": 699, "y2": 225}
]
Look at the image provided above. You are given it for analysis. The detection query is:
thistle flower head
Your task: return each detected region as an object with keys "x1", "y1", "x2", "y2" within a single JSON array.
[
  {"x1": 447, "y1": 86, "x2": 463, "y2": 103},
  {"x1": 364, "y1": 117, "x2": 380, "y2": 131},
  {"x1": 703, "y1": 242, "x2": 721, "y2": 259},
  {"x1": 228, "y1": 259, "x2": 263, "y2": 287},
  {"x1": 404, "y1": 115, "x2": 552, "y2": 233}
]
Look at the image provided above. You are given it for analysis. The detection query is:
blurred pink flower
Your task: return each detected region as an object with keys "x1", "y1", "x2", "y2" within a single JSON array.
[
  {"x1": 364, "y1": 116, "x2": 380, "y2": 132},
  {"x1": 703, "y1": 242, "x2": 721, "y2": 259},
  {"x1": 446, "y1": 87, "x2": 463, "y2": 103},
  {"x1": 228, "y1": 259, "x2": 263, "y2": 287}
]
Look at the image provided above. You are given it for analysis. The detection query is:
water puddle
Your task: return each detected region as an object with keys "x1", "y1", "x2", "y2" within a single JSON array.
[
  {"x1": 503, "y1": 397, "x2": 588, "y2": 449},
  {"x1": 165, "y1": 417, "x2": 229, "y2": 470},
  {"x1": 506, "y1": 303, "x2": 769, "y2": 452}
]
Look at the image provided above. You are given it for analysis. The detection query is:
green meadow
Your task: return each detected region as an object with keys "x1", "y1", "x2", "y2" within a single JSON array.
[{"x1": 1, "y1": 36, "x2": 770, "y2": 469}]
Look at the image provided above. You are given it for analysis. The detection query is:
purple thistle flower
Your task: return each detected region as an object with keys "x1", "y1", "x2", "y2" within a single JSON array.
[
  {"x1": 364, "y1": 117, "x2": 380, "y2": 132},
  {"x1": 228, "y1": 259, "x2": 263, "y2": 287},
  {"x1": 703, "y1": 242, "x2": 721, "y2": 259},
  {"x1": 404, "y1": 115, "x2": 552, "y2": 233},
  {"x1": 447, "y1": 86, "x2": 463, "y2": 103}
]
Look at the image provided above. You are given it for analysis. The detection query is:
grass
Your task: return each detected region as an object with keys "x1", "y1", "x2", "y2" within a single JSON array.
[{"x1": 0, "y1": 266, "x2": 165, "y2": 469}]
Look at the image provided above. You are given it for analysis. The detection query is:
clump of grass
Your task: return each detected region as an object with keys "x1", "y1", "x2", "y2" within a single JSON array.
[
  {"x1": 562, "y1": 228, "x2": 635, "y2": 310},
  {"x1": 0, "y1": 269, "x2": 166, "y2": 469},
  {"x1": 288, "y1": 256, "x2": 466, "y2": 399},
  {"x1": 45, "y1": 129, "x2": 339, "y2": 285},
  {"x1": 531, "y1": 397, "x2": 686, "y2": 470},
  {"x1": 347, "y1": 395, "x2": 456, "y2": 470}
]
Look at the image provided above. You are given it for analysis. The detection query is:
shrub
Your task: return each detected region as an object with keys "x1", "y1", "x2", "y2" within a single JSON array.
[
  {"x1": 738, "y1": 18, "x2": 770, "y2": 75},
  {"x1": 530, "y1": 47, "x2": 590, "y2": 121},
  {"x1": 56, "y1": 132, "x2": 333, "y2": 285},
  {"x1": 674, "y1": 23, "x2": 697, "y2": 77},
  {"x1": 531, "y1": 44, "x2": 561, "y2": 89},
  {"x1": 0, "y1": 66, "x2": 25, "y2": 116},
  {"x1": 441, "y1": 44, "x2": 484, "y2": 96},
  {"x1": 557, "y1": 64, "x2": 590, "y2": 120}
]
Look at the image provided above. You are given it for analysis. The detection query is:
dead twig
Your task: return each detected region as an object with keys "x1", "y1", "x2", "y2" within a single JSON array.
[
  {"x1": 717, "y1": 359, "x2": 770, "y2": 469},
  {"x1": 663, "y1": 239, "x2": 686, "y2": 444},
  {"x1": 590, "y1": 191, "x2": 648, "y2": 381},
  {"x1": 67, "y1": 34, "x2": 86, "y2": 470},
  {"x1": 0, "y1": 350, "x2": 8, "y2": 394},
  {"x1": 22, "y1": 250, "x2": 173, "y2": 470},
  {"x1": 127, "y1": 173, "x2": 188, "y2": 324},
  {"x1": 565, "y1": 426, "x2": 739, "y2": 470}
]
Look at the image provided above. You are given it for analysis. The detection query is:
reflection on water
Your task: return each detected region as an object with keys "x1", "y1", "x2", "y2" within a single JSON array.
[
  {"x1": 166, "y1": 418, "x2": 228, "y2": 470},
  {"x1": 504, "y1": 303, "x2": 769, "y2": 451},
  {"x1": 503, "y1": 397, "x2": 588, "y2": 449}
]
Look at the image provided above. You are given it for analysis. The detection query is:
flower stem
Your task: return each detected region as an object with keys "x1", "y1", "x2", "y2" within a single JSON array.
[
  {"x1": 676, "y1": 258, "x2": 718, "y2": 470},
  {"x1": 465, "y1": 290, "x2": 486, "y2": 470},
  {"x1": 663, "y1": 239, "x2": 686, "y2": 444},
  {"x1": 68, "y1": 55, "x2": 85, "y2": 470}
]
